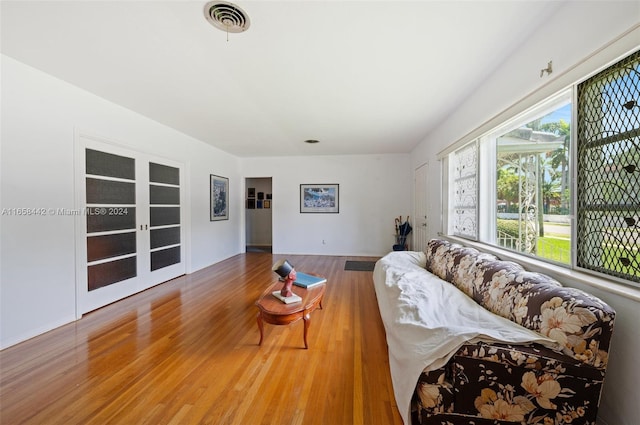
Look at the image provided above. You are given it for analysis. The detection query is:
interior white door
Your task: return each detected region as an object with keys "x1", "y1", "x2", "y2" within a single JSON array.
[
  {"x1": 414, "y1": 162, "x2": 429, "y2": 252},
  {"x1": 75, "y1": 134, "x2": 185, "y2": 315}
]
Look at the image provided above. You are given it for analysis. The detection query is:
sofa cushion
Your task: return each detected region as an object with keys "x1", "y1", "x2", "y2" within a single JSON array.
[
  {"x1": 424, "y1": 239, "x2": 616, "y2": 369},
  {"x1": 424, "y1": 238, "x2": 460, "y2": 281},
  {"x1": 474, "y1": 259, "x2": 614, "y2": 368},
  {"x1": 449, "y1": 248, "x2": 498, "y2": 299},
  {"x1": 424, "y1": 239, "x2": 498, "y2": 288}
]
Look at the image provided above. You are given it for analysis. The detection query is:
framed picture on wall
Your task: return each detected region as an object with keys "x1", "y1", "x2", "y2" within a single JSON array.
[
  {"x1": 247, "y1": 199, "x2": 256, "y2": 209},
  {"x1": 210, "y1": 174, "x2": 229, "y2": 221},
  {"x1": 248, "y1": 187, "x2": 256, "y2": 198},
  {"x1": 300, "y1": 184, "x2": 339, "y2": 213},
  {"x1": 264, "y1": 200, "x2": 271, "y2": 209}
]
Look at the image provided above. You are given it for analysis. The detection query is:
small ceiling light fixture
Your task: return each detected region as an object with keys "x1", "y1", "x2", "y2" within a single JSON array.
[
  {"x1": 304, "y1": 139, "x2": 320, "y2": 144},
  {"x1": 204, "y1": 1, "x2": 250, "y2": 41}
]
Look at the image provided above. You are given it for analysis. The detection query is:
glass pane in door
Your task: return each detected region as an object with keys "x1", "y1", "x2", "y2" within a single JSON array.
[
  {"x1": 85, "y1": 148, "x2": 137, "y2": 291},
  {"x1": 149, "y1": 162, "x2": 181, "y2": 271}
]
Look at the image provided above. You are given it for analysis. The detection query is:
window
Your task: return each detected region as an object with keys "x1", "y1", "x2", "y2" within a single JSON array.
[
  {"x1": 444, "y1": 49, "x2": 640, "y2": 288},
  {"x1": 451, "y1": 141, "x2": 479, "y2": 240},
  {"x1": 577, "y1": 50, "x2": 640, "y2": 283},
  {"x1": 493, "y1": 94, "x2": 572, "y2": 264},
  {"x1": 447, "y1": 93, "x2": 572, "y2": 264}
]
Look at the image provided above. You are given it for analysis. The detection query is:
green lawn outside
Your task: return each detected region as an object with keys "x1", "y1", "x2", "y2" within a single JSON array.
[
  {"x1": 537, "y1": 237, "x2": 640, "y2": 279},
  {"x1": 538, "y1": 237, "x2": 571, "y2": 264},
  {"x1": 596, "y1": 245, "x2": 640, "y2": 277},
  {"x1": 500, "y1": 221, "x2": 640, "y2": 279}
]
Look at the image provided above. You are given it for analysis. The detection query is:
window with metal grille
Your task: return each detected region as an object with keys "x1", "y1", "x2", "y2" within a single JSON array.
[
  {"x1": 452, "y1": 141, "x2": 479, "y2": 239},
  {"x1": 577, "y1": 50, "x2": 640, "y2": 285}
]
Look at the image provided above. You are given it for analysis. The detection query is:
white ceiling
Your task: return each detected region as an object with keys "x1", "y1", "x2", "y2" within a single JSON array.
[{"x1": 1, "y1": 1, "x2": 563, "y2": 157}]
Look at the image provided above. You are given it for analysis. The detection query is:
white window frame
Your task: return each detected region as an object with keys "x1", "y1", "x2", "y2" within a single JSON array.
[{"x1": 447, "y1": 90, "x2": 573, "y2": 256}]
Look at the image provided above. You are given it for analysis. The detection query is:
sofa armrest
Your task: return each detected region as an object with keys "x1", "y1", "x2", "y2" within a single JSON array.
[
  {"x1": 412, "y1": 367, "x2": 455, "y2": 421},
  {"x1": 449, "y1": 342, "x2": 605, "y2": 423},
  {"x1": 456, "y1": 341, "x2": 604, "y2": 379},
  {"x1": 413, "y1": 341, "x2": 606, "y2": 424}
]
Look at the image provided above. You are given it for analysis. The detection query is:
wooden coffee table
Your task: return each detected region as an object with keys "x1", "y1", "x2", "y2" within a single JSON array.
[{"x1": 255, "y1": 280, "x2": 326, "y2": 349}]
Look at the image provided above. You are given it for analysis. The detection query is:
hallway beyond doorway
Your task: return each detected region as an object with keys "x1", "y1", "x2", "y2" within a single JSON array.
[{"x1": 245, "y1": 177, "x2": 273, "y2": 253}]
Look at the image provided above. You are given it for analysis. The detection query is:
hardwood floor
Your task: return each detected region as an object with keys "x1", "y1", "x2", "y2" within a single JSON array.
[{"x1": 0, "y1": 254, "x2": 403, "y2": 425}]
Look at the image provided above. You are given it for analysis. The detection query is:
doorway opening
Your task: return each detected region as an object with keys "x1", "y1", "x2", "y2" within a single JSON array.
[{"x1": 245, "y1": 177, "x2": 272, "y2": 253}]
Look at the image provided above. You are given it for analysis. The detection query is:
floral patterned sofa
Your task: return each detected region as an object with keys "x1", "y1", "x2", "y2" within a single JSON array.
[{"x1": 374, "y1": 239, "x2": 615, "y2": 425}]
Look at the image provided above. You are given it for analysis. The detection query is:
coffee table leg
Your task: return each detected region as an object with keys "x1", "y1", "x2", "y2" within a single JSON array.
[
  {"x1": 257, "y1": 312, "x2": 264, "y2": 346},
  {"x1": 303, "y1": 313, "x2": 311, "y2": 349}
]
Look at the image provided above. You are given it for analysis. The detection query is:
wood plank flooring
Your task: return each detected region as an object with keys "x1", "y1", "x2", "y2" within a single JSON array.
[{"x1": 0, "y1": 253, "x2": 403, "y2": 425}]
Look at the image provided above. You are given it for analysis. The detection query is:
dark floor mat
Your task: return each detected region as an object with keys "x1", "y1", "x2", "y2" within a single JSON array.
[
  {"x1": 344, "y1": 260, "x2": 376, "y2": 271},
  {"x1": 246, "y1": 245, "x2": 272, "y2": 253}
]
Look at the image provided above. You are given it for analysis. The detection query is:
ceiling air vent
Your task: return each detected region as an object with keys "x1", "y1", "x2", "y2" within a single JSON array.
[{"x1": 204, "y1": 1, "x2": 250, "y2": 33}]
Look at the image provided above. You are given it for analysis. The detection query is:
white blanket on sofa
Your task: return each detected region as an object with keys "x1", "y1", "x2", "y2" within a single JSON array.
[{"x1": 373, "y1": 251, "x2": 559, "y2": 425}]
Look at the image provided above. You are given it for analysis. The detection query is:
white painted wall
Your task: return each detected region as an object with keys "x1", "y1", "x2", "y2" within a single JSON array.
[
  {"x1": 410, "y1": 2, "x2": 640, "y2": 424},
  {"x1": 241, "y1": 155, "x2": 411, "y2": 256},
  {"x1": 0, "y1": 56, "x2": 242, "y2": 348}
]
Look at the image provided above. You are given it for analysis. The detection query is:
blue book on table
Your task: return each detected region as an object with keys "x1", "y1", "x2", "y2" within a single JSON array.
[{"x1": 293, "y1": 272, "x2": 326, "y2": 288}]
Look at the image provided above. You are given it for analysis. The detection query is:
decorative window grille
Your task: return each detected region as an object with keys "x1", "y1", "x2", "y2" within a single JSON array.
[
  {"x1": 452, "y1": 140, "x2": 478, "y2": 239},
  {"x1": 496, "y1": 142, "x2": 541, "y2": 255},
  {"x1": 577, "y1": 49, "x2": 640, "y2": 284}
]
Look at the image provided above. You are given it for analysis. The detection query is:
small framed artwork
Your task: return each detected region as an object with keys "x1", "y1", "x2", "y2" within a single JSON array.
[
  {"x1": 257, "y1": 192, "x2": 264, "y2": 200},
  {"x1": 264, "y1": 200, "x2": 271, "y2": 209},
  {"x1": 300, "y1": 184, "x2": 339, "y2": 213},
  {"x1": 248, "y1": 187, "x2": 256, "y2": 198},
  {"x1": 210, "y1": 174, "x2": 229, "y2": 221},
  {"x1": 266, "y1": 193, "x2": 272, "y2": 200},
  {"x1": 257, "y1": 200, "x2": 263, "y2": 209},
  {"x1": 247, "y1": 199, "x2": 256, "y2": 209}
]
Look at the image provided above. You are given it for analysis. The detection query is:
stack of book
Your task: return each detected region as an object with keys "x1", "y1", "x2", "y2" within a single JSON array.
[{"x1": 293, "y1": 272, "x2": 326, "y2": 289}]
